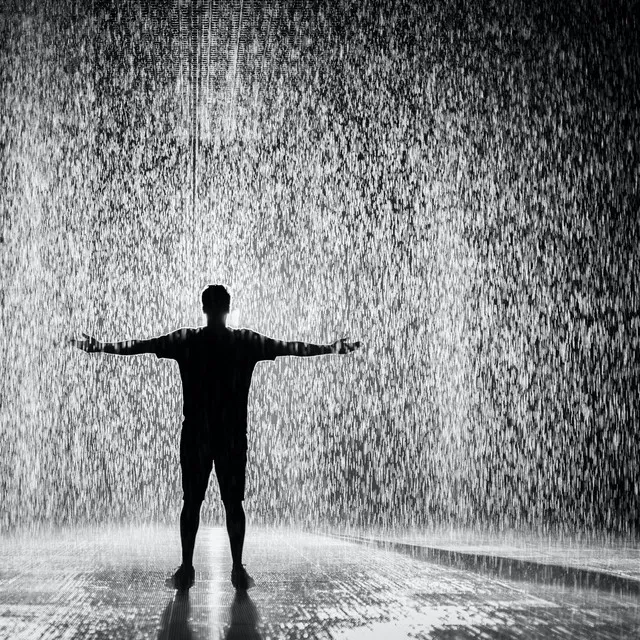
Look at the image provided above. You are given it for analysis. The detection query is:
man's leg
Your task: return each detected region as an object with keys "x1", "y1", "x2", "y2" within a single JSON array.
[
  {"x1": 178, "y1": 429, "x2": 213, "y2": 577},
  {"x1": 180, "y1": 497, "x2": 203, "y2": 568},
  {"x1": 215, "y1": 446, "x2": 253, "y2": 589},
  {"x1": 223, "y1": 499, "x2": 245, "y2": 568}
]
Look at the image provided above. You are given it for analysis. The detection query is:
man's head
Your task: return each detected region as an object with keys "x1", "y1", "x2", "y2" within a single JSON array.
[{"x1": 201, "y1": 284, "x2": 231, "y2": 322}]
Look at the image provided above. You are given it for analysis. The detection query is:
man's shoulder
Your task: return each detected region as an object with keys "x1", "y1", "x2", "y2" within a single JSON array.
[
  {"x1": 231, "y1": 328, "x2": 260, "y2": 339},
  {"x1": 160, "y1": 327, "x2": 201, "y2": 350},
  {"x1": 229, "y1": 328, "x2": 273, "y2": 350},
  {"x1": 169, "y1": 327, "x2": 200, "y2": 340},
  {"x1": 151, "y1": 327, "x2": 199, "y2": 359}
]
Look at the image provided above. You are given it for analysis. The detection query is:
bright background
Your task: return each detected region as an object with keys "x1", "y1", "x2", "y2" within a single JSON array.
[{"x1": 1, "y1": 0, "x2": 639, "y2": 534}]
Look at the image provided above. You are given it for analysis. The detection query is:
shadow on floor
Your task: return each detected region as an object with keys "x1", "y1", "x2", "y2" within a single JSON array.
[
  {"x1": 158, "y1": 592, "x2": 197, "y2": 640},
  {"x1": 224, "y1": 591, "x2": 262, "y2": 640}
]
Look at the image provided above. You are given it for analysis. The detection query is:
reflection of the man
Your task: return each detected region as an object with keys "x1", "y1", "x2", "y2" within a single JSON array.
[
  {"x1": 157, "y1": 590, "x2": 261, "y2": 640},
  {"x1": 157, "y1": 592, "x2": 197, "y2": 640},
  {"x1": 224, "y1": 591, "x2": 262, "y2": 640}
]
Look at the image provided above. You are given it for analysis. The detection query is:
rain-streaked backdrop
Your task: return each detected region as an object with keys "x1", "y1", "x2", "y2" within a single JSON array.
[{"x1": 1, "y1": 0, "x2": 639, "y2": 535}]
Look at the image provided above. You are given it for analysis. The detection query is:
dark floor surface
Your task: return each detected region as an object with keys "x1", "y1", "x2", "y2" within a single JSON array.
[{"x1": 0, "y1": 526, "x2": 639, "y2": 639}]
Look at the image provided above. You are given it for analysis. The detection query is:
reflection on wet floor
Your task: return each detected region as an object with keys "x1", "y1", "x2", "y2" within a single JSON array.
[
  {"x1": 158, "y1": 593, "x2": 194, "y2": 640},
  {"x1": 0, "y1": 526, "x2": 638, "y2": 639},
  {"x1": 223, "y1": 592, "x2": 262, "y2": 640},
  {"x1": 156, "y1": 590, "x2": 262, "y2": 640}
]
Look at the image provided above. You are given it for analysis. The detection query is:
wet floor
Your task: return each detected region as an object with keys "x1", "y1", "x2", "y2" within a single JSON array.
[{"x1": 0, "y1": 526, "x2": 638, "y2": 639}]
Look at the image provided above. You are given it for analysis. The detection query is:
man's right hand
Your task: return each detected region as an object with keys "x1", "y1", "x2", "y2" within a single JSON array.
[
  {"x1": 70, "y1": 333, "x2": 103, "y2": 353},
  {"x1": 330, "y1": 337, "x2": 362, "y2": 355}
]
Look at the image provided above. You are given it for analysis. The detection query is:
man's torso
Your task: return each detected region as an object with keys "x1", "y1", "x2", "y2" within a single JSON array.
[{"x1": 155, "y1": 326, "x2": 275, "y2": 444}]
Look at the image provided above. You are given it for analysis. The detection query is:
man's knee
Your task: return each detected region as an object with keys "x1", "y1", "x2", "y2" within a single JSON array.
[
  {"x1": 223, "y1": 498, "x2": 244, "y2": 516},
  {"x1": 183, "y1": 495, "x2": 204, "y2": 514}
]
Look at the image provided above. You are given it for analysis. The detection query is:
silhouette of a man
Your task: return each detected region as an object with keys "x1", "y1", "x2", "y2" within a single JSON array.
[{"x1": 72, "y1": 285, "x2": 361, "y2": 591}]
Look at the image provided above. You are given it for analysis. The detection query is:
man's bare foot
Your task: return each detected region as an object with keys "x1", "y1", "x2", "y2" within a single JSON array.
[
  {"x1": 167, "y1": 564, "x2": 195, "y2": 591},
  {"x1": 231, "y1": 564, "x2": 255, "y2": 590}
]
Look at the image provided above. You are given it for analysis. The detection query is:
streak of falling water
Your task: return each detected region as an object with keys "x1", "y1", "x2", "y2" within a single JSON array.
[{"x1": 1, "y1": 0, "x2": 639, "y2": 543}]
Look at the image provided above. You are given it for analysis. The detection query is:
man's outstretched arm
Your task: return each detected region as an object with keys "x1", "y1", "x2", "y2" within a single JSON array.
[
  {"x1": 272, "y1": 336, "x2": 361, "y2": 358},
  {"x1": 70, "y1": 333, "x2": 160, "y2": 356}
]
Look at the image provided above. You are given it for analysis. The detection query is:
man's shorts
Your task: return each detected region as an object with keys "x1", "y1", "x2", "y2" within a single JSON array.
[{"x1": 180, "y1": 429, "x2": 247, "y2": 505}]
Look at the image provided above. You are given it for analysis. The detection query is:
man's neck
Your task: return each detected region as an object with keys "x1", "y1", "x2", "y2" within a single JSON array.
[{"x1": 206, "y1": 319, "x2": 227, "y2": 330}]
